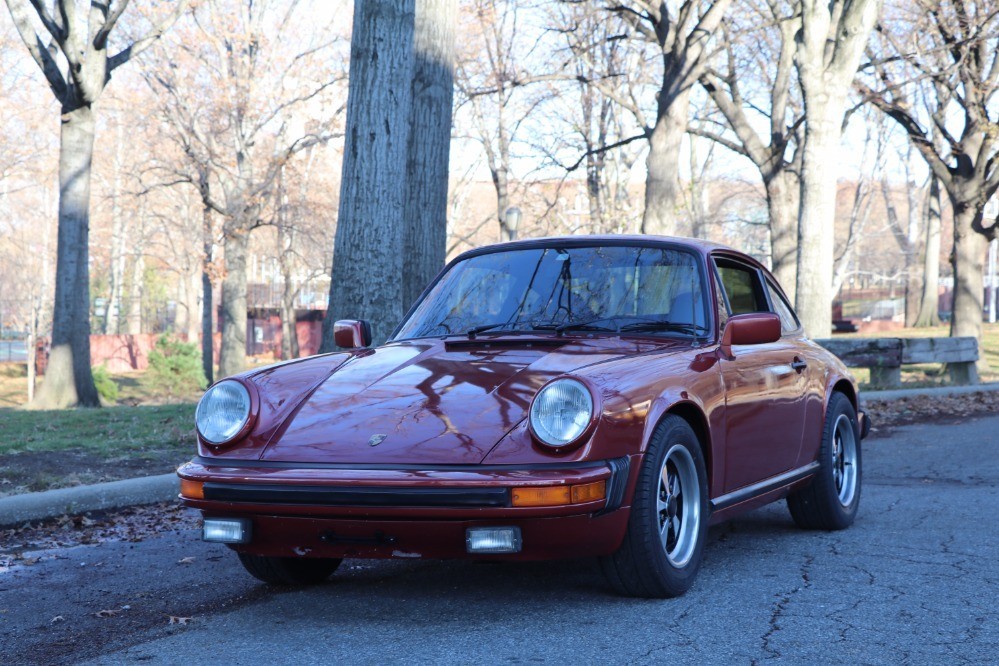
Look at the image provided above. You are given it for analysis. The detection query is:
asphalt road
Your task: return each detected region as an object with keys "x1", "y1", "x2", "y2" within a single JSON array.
[{"x1": 2, "y1": 416, "x2": 997, "y2": 665}]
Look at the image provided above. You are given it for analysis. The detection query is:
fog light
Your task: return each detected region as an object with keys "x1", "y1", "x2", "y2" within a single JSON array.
[
  {"x1": 203, "y1": 518, "x2": 252, "y2": 544},
  {"x1": 466, "y1": 527, "x2": 522, "y2": 554}
]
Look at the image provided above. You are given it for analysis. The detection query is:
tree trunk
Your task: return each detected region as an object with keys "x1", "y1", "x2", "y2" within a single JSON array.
[
  {"x1": 402, "y1": 0, "x2": 455, "y2": 310},
  {"x1": 914, "y1": 178, "x2": 942, "y2": 327},
  {"x1": 278, "y1": 228, "x2": 300, "y2": 361},
  {"x1": 280, "y1": 278, "x2": 299, "y2": 360},
  {"x1": 126, "y1": 252, "x2": 144, "y2": 335},
  {"x1": 765, "y1": 171, "x2": 799, "y2": 301},
  {"x1": 104, "y1": 124, "x2": 126, "y2": 335},
  {"x1": 26, "y1": 313, "x2": 36, "y2": 403},
  {"x1": 321, "y1": 0, "x2": 415, "y2": 350},
  {"x1": 642, "y1": 88, "x2": 691, "y2": 236},
  {"x1": 950, "y1": 205, "x2": 988, "y2": 374},
  {"x1": 795, "y1": 101, "x2": 840, "y2": 338},
  {"x1": 201, "y1": 205, "x2": 215, "y2": 384},
  {"x1": 903, "y1": 178, "x2": 922, "y2": 327},
  {"x1": 31, "y1": 106, "x2": 99, "y2": 409},
  {"x1": 219, "y1": 220, "x2": 249, "y2": 378}
]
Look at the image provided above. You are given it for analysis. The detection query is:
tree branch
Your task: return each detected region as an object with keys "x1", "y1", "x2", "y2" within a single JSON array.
[{"x1": 108, "y1": 0, "x2": 189, "y2": 71}]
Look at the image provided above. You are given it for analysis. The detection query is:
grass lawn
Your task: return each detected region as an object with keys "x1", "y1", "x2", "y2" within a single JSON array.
[
  {"x1": 0, "y1": 403, "x2": 197, "y2": 496},
  {"x1": 0, "y1": 403, "x2": 196, "y2": 456}
]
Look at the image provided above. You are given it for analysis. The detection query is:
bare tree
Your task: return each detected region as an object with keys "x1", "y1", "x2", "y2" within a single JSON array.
[
  {"x1": 455, "y1": 0, "x2": 538, "y2": 243},
  {"x1": 149, "y1": 0, "x2": 342, "y2": 378},
  {"x1": 694, "y1": 0, "x2": 804, "y2": 300},
  {"x1": 4, "y1": 0, "x2": 188, "y2": 407},
  {"x1": 321, "y1": 0, "x2": 456, "y2": 348},
  {"x1": 403, "y1": 0, "x2": 456, "y2": 309},
  {"x1": 543, "y1": 2, "x2": 645, "y2": 235},
  {"x1": 794, "y1": 0, "x2": 882, "y2": 337},
  {"x1": 321, "y1": 0, "x2": 416, "y2": 347},
  {"x1": 915, "y1": 177, "x2": 943, "y2": 327},
  {"x1": 605, "y1": 0, "x2": 733, "y2": 236},
  {"x1": 860, "y1": 0, "x2": 999, "y2": 373}
]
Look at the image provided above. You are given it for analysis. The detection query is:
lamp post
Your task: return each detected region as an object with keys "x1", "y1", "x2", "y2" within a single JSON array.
[{"x1": 503, "y1": 206, "x2": 522, "y2": 242}]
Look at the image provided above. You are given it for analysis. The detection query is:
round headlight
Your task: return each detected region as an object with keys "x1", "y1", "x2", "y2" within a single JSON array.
[
  {"x1": 529, "y1": 378, "x2": 594, "y2": 448},
  {"x1": 196, "y1": 380, "x2": 252, "y2": 445}
]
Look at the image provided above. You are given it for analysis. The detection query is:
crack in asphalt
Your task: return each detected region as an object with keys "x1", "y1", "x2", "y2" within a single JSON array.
[{"x1": 756, "y1": 553, "x2": 815, "y2": 661}]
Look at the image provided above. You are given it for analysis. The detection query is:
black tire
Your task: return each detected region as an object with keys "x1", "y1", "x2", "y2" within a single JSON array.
[
  {"x1": 237, "y1": 553, "x2": 343, "y2": 586},
  {"x1": 600, "y1": 415, "x2": 709, "y2": 598},
  {"x1": 787, "y1": 391, "x2": 862, "y2": 530}
]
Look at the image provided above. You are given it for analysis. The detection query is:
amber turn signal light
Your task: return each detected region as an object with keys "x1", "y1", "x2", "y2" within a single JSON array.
[
  {"x1": 180, "y1": 478, "x2": 205, "y2": 500},
  {"x1": 511, "y1": 485, "x2": 571, "y2": 507},
  {"x1": 570, "y1": 480, "x2": 606, "y2": 504},
  {"x1": 511, "y1": 480, "x2": 607, "y2": 507}
]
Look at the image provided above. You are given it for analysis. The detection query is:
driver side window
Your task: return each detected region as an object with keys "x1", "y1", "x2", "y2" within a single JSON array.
[{"x1": 714, "y1": 259, "x2": 768, "y2": 316}]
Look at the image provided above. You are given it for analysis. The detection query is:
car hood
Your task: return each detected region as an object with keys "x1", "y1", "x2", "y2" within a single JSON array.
[{"x1": 258, "y1": 336, "x2": 680, "y2": 465}]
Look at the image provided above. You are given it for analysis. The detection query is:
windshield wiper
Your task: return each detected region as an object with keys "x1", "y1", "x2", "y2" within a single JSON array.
[
  {"x1": 618, "y1": 320, "x2": 709, "y2": 336},
  {"x1": 466, "y1": 322, "x2": 519, "y2": 339},
  {"x1": 528, "y1": 317, "x2": 619, "y2": 335}
]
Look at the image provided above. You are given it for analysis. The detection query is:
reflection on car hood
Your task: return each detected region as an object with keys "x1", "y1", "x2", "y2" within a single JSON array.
[{"x1": 259, "y1": 336, "x2": 681, "y2": 465}]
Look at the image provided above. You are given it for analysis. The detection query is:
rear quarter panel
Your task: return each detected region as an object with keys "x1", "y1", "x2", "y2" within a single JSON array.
[{"x1": 794, "y1": 337, "x2": 859, "y2": 467}]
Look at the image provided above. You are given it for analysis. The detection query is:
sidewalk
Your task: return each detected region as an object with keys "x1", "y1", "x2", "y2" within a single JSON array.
[{"x1": 3, "y1": 381, "x2": 999, "y2": 528}]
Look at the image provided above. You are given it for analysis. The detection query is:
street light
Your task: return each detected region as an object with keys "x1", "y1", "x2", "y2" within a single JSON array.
[{"x1": 503, "y1": 206, "x2": 522, "y2": 242}]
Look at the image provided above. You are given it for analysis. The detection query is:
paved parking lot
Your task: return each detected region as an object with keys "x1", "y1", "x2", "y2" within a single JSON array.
[{"x1": 2, "y1": 416, "x2": 997, "y2": 664}]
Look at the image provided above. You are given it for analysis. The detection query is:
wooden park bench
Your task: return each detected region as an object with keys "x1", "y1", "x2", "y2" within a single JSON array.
[{"x1": 814, "y1": 336, "x2": 980, "y2": 388}]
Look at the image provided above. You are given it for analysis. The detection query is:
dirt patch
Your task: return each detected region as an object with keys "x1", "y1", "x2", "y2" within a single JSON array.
[
  {"x1": 0, "y1": 502, "x2": 198, "y2": 562},
  {"x1": 864, "y1": 390, "x2": 999, "y2": 433},
  {"x1": 0, "y1": 449, "x2": 189, "y2": 497}
]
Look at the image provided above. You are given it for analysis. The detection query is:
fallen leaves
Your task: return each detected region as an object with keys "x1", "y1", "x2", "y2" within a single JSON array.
[
  {"x1": 50, "y1": 615, "x2": 64, "y2": 623},
  {"x1": 865, "y1": 390, "x2": 999, "y2": 429},
  {"x1": 177, "y1": 556, "x2": 196, "y2": 565},
  {"x1": 94, "y1": 604, "x2": 131, "y2": 618},
  {"x1": 168, "y1": 615, "x2": 192, "y2": 625},
  {"x1": 0, "y1": 503, "x2": 199, "y2": 559}
]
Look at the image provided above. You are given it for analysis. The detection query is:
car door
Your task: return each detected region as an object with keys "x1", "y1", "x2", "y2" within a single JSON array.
[{"x1": 713, "y1": 255, "x2": 809, "y2": 493}]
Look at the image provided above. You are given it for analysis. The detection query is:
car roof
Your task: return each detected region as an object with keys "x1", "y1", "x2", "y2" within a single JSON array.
[{"x1": 454, "y1": 234, "x2": 741, "y2": 261}]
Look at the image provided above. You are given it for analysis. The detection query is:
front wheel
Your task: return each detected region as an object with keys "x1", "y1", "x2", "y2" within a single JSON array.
[
  {"x1": 600, "y1": 415, "x2": 709, "y2": 598},
  {"x1": 787, "y1": 391, "x2": 862, "y2": 530},
  {"x1": 237, "y1": 553, "x2": 343, "y2": 586}
]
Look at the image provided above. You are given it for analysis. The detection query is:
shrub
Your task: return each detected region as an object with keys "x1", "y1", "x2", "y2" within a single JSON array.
[
  {"x1": 146, "y1": 337, "x2": 208, "y2": 399},
  {"x1": 92, "y1": 365, "x2": 119, "y2": 403}
]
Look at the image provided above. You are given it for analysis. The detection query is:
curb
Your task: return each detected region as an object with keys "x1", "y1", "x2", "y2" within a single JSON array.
[
  {"x1": 862, "y1": 381, "x2": 999, "y2": 403},
  {"x1": 0, "y1": 473, "x2": 179, "y2": 528}
]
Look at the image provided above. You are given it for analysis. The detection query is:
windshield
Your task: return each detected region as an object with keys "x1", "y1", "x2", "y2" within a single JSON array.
[{"x1": 394, "y1": 245, "x2": 709, "y2": 341}]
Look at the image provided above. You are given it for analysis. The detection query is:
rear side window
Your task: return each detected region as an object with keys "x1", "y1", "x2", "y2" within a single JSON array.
[
  {"x1": 714, "y1": 259, "x2": 768, "y2": 315},
  {"x1": 766, "y1": 280, "x2": 799, "y2": 334}
]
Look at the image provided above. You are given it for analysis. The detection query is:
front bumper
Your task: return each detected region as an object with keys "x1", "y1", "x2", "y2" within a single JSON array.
[{"x1": 177, "y1": 456, "x2": 635, "y2": 560}]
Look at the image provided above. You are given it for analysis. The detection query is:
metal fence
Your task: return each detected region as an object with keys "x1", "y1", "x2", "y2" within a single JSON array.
[{"x1": 0, "y1": 339, "x2": 27, "y2": 362}]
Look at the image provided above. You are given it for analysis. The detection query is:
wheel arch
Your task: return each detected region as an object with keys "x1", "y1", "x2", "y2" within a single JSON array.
[
  {"x1": 658, "y1": 401, "x2": 713, "y2": 497},
  {"x1": 829, "y1": 377, "x2": 858, "y2": 413}
]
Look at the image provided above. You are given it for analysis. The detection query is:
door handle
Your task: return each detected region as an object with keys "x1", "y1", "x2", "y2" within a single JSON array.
[{"x1": 791, "y1": 358, "x2": 807, "y2": 372}]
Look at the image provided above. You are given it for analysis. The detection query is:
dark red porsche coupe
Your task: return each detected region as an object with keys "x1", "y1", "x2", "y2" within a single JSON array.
[{"x1": 178, "y1": 235, "x2": 868, "y2": 598}]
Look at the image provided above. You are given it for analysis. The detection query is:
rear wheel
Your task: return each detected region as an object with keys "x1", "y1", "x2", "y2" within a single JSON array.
[
  {"x1": 237, "y1": 553, "x2": 343, "y2": 586},
  {"x1": 601, "y1": 415, "x2": 708, "y2": 598},
  {"x1": 787, "y1": 391, "x2": 862, "y2": 530}
]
